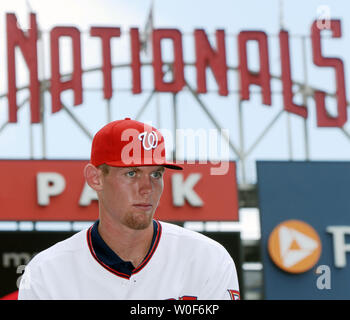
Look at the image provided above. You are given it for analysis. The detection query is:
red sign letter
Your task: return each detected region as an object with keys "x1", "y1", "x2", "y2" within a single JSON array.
[
  {"x1": 90, "y1": 27, "x2": 121, "y2": 100},
  {"x1": 152, "y1": 29, "x2": 185, "y2": 92},
  {"x1": 279, "y1": 30, "x2": 307, "y2": 118},
  {"x1": 7, "y1": 13, "x2": 40, "y2": 123},
  {"x1": 311, "y1": 20, "x2": 347, "y2": 127},
  {"x1": 50, "y1": 27, "x2": 83, "y2": 113},
  {"x1": 194, "y1": 29, "x2": 228, "y2": 96},
  {"x1": 238, "y1": 31, "x2": 271, "y2": 105},
  {"x1": 130, "y1": 28, "x2": 142, "y2": 94}
]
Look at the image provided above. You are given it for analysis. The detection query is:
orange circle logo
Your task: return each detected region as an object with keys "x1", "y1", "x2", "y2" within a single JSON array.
[{"x1": 268, "y1": 220, "x2": 322, "y2": 274}]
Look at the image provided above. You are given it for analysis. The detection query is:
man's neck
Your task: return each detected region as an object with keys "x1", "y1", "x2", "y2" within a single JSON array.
[{"x1": 97, "y1": 217, "x2": 154, "y2": 268}]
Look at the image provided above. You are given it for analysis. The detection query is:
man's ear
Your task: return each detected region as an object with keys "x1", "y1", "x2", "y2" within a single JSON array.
[{"x1": 84, "y1": 164, "x2": 103, "y2": 192}]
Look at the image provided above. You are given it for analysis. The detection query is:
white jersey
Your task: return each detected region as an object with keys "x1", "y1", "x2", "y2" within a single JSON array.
[{"x1": 18, "y1": 220, "x2": 240, "y2": 300}]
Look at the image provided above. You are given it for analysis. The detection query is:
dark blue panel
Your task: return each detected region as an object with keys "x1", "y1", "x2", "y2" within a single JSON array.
[{"x1": 257, "y1": 161, "x2": 350, "y2": 299}]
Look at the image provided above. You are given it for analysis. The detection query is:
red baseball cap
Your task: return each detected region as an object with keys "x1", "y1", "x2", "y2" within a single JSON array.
[{"x1": 90, "y1": 118, "x2": 183, "y2": 170}]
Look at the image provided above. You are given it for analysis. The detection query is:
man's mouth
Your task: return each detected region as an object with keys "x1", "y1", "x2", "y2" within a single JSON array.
[{"x1": 133, "y1": 203, "x2": 153, "y2": 211}]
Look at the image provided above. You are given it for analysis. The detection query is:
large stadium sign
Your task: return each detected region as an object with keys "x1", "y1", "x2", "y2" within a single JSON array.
[
  {"x1": 0, "y1": 160, "x2": 239, "y2": 221},
  {"x1": 5, "y1": 13, "x2": 347, "y2": 127}
]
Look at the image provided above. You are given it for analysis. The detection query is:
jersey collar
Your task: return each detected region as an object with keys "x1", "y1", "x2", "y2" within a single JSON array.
[{"x1": 87, "y1": 219, "x2": 161, "y2": 280}]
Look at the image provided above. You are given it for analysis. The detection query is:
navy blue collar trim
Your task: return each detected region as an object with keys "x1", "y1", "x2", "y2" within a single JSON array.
[{"x1": 87, "y1": 220, "x2": 161, "y2": 279}]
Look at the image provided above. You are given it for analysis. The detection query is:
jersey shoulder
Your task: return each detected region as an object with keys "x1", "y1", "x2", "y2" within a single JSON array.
[{"x1": 159, "y1": 221, "x2": 230, "y2": 258}]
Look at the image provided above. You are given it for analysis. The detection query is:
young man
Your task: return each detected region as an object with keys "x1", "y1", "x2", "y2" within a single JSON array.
[{"x1": 19, "y1": 118, "x2": 240, "y2": 300}]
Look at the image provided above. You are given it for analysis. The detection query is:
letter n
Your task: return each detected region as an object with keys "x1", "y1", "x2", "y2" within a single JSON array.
[
  {"x1": 194, "y1": 29, "x2": 228, "y2": 96},
  {"x1": 7, "y1": 13, "x2": 40, "y2": 123}
]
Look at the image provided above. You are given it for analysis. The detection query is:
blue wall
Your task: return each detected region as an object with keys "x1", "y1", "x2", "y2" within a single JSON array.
[{"x1": 257, "y1": 161, "x2": 350, "y2": 299}]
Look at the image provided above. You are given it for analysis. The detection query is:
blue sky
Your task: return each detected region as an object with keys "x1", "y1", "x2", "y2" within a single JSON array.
[{"x1": 0, "y1": 0, "x2": 350, "y2": 184}]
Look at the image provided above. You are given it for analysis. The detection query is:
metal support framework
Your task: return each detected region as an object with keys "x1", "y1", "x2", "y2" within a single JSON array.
[{"x1": 0, "y1": 33, "x2": 349, "y2": 193}]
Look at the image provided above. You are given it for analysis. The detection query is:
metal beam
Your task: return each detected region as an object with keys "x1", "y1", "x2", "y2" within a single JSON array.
[
  {"x1": 245, "y1": 109, "x2": 284, "y2": 158},
  {"x1": 185, "y1": 80, "x2": 241, "y2": 159},
  {"x1": 60, "y1": 102, "x2": 94, "y2": 141}
]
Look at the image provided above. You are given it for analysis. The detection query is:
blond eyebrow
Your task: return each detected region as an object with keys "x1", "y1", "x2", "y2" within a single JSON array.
[{"x1": 124, "y1": 167, "x2": 139, "y2": 171}]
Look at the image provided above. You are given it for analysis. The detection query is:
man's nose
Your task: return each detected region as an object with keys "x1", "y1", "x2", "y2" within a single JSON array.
[{"x1": 138, "y1": 175, "x2": 153, "y2": 195}]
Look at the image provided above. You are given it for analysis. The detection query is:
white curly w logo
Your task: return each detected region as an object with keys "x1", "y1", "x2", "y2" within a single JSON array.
[{"x1": 138, "y1": 131, "x2": 159, "y2": 150}]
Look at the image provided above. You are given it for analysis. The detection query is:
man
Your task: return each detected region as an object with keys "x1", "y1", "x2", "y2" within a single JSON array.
[{"x1": 19, "y1": 118, "x2": 240, "y2": 300}]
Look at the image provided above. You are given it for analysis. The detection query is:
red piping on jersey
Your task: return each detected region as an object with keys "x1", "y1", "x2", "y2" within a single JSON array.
[
  {"x1": 86, "y1": 228, "x2": 130, "y2": 279},
  {"x1": 228, "y1": 289, "x2": 240, "y2": 300},
  {"x1": 86, "y1": 220, "x2": 162, "y2": 280},
  {"x1": 132, "y1": 220, "x2": 162, "y2": 275}
]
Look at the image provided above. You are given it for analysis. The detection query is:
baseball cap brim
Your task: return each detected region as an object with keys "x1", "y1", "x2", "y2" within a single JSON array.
[{"x1": 103, "y1": 160, "x2": 183, "y2": 170}]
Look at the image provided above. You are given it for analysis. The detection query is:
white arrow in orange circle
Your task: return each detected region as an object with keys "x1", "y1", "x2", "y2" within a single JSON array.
[
  {"x1": 279, "y1": 226, "x2": 318, "y2": 268},
  {"x1": 268, "y1": 220, "x2": 322, "y2": 273}
]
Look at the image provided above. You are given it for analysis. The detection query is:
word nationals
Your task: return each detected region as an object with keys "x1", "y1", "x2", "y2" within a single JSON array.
[{"x1": 5, "y1": 13, "x2": 347, "y2": 127}]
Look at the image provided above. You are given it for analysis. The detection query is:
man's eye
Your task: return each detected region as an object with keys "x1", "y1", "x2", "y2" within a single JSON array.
[
  {"x1": 151, "y1": 171, "x2": 162, "y2": 179},
  {"x1": 126, "y1": 171, "x2": 136, "y2": 177}
]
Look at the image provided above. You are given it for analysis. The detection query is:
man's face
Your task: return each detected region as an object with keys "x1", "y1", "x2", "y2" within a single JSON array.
[{"x1": 98, "y1": 165, "x2": 165, "y2": 230}]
